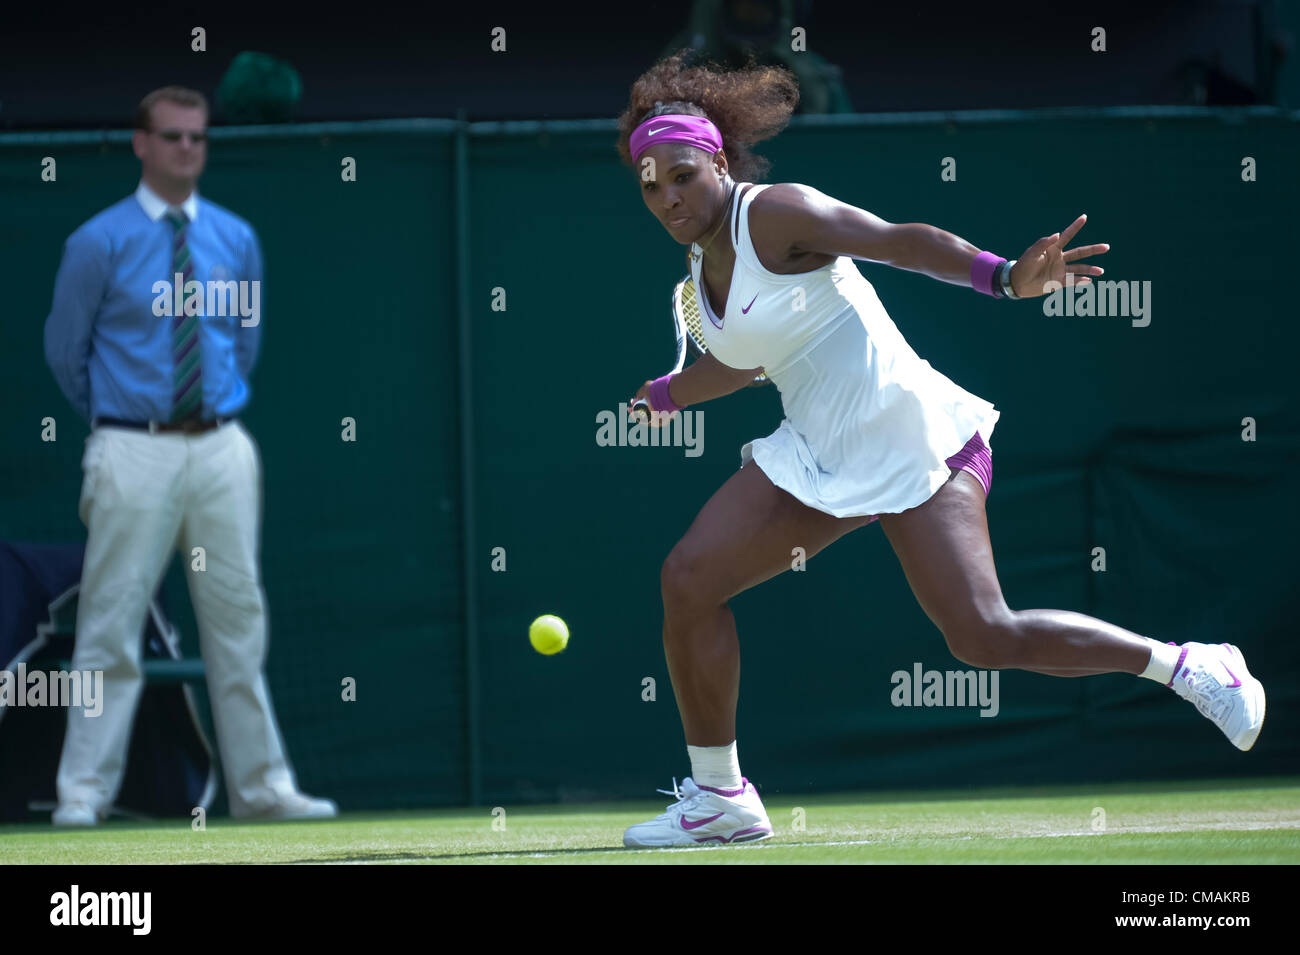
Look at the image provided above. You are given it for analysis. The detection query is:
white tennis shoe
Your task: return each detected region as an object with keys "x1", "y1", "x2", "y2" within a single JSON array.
[
  {"x1": 623, "y1": 776, "x2": 773, "y2": 848},
  {"x1": 1169, "y1": 642, "x2": 1266, "y2": 751}
]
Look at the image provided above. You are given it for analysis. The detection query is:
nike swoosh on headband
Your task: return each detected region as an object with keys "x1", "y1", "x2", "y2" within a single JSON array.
[{"x1": 647, "y1": 126, "x2": 670, "y2": 135}]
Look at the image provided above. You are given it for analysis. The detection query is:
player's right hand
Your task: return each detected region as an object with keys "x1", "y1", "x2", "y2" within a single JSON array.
[
  {"x1": 628, "y1": 380, "x2": 653, "y2": 412},
  {"x1": 628, "y1": 380, "x2": 674, "y2": 428}
]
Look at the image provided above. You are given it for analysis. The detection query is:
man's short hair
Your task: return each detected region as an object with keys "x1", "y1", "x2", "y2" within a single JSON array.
[{"x1": 134, "y1": 87, "x2": 209, "y2": 130}]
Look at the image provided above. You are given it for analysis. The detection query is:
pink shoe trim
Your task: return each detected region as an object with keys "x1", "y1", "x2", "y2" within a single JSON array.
[{"x1": 697, "y1": 778, "x2": 747, "y2": 798}]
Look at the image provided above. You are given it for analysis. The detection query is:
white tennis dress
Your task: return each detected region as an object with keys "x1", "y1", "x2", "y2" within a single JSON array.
[{"x1": 690, "y1": 182, "x2": 1001, "y2": 519}]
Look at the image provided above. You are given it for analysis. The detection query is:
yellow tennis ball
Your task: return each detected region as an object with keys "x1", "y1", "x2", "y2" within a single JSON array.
[{"x1": 529, "y1": 614, "x2": 569, "y2": 655}]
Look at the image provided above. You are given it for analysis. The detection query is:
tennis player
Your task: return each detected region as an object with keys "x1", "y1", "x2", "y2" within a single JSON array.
[{"x1": 617, "y1": 51, "x2": 1266, "y2": 848}]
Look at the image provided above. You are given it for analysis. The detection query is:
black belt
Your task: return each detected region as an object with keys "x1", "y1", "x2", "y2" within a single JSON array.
[{"x1": 93, "y1": 416, "x2": 235, "y2": 434}]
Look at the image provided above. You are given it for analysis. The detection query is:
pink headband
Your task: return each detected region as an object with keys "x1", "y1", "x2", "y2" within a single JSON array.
[{"x1": 630, "y1": 113, "x2": 724, "y2": 163}]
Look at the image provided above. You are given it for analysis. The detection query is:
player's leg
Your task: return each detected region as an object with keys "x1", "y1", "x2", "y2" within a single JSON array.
[
  {"x1": 876, "y1": 466, "x2": 1265, "y2": 749},
  {"x1": 626, "y1": 461, "x2": 871, "y2": 847},
  {"x1": 876, "y1": 468, "x2": 1154, "y2": 674},
  {"x1": 660, "y1": 462, "x2": 873, "y2": 746}
]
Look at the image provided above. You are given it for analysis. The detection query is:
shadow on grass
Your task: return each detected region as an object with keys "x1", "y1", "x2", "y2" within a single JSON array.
[
  {"x1": 268, "y1": 841, "x2": 764, "y2": 864},
  {"x1": 269, "y1": 845, "x2": 645, "y2": 863}
]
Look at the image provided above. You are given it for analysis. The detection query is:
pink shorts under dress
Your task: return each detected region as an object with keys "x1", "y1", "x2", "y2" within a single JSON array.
[{"x1": 864, "y1": 429, "x2": 992, "y2": 525}]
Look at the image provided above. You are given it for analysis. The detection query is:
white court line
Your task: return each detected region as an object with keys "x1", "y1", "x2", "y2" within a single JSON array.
[
  {"x1": 1005, "y1": 820, "x2": 1300, "y2": 839},
  {"x1": 289, "y1": 819, "x2": 1300, "y2": 863}
]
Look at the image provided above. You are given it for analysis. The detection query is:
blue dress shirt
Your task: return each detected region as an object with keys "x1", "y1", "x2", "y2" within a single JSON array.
[{"x1": 44, "y1": 181, "x2": 264, "y2": 424}]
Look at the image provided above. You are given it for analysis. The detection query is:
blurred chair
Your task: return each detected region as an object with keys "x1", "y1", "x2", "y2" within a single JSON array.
[{"x1": 0, "y1": 540, "x2": 216, "y2": 822}]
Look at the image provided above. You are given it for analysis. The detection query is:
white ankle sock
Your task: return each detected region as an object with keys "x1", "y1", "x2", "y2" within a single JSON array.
[
  {"x1": 1139, "y1": 640, "x2": 1185, "y2": 684},
  {"x1": 687, "y1": 741, "x2": 743, "y2": 791}
]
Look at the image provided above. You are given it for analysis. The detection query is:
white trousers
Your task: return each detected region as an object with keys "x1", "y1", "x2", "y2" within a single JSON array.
[{"x1": 57, "y1": 420, "x2": 300, "y2": 816}]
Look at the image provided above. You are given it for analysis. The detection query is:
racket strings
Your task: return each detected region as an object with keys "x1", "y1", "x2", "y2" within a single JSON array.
[{"x1": 680, "y1": 280, "x2": 706, "y2": 356}]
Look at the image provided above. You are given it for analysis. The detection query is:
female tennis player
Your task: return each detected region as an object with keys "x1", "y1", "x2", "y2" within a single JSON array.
[{"x1": 616, "y1": 51, "x2": 1266, "y2": 848}]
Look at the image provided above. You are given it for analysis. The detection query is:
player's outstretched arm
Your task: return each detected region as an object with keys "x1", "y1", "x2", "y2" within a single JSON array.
[
  {"x1": 769, "y1": 184, "x2": 1107, "y2": 297},
  {"x1": 864, "y1": 214, "x2": 1109, "y2": 297}
]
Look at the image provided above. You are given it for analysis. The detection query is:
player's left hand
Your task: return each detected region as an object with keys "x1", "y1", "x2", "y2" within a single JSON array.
[{"x1": 1010, "y1": 214, "x2": 1109, "y2": 298}]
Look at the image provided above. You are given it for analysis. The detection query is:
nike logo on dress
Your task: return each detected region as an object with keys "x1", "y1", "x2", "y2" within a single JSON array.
[
  {"x1": 741, "y1": 293, "x2": 758, "y2": 314},
  {"x1": 680, "y1": 811, "x2": 724, "y2": 830}
]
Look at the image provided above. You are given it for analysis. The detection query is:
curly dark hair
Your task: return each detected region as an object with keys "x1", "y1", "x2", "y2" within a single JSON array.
[{"x1": 616, "y1": 48, "x2": 799, "y2": 183}]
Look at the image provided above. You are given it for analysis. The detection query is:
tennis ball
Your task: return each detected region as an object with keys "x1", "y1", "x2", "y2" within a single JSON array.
[{"x1": 529, "y1": 614, "x2": 569, "y2": 655}]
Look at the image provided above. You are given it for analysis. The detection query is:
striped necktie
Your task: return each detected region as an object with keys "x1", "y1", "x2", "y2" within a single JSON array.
[{"x1": 165, "y1": 208, "x2": 202, "y2": 421}]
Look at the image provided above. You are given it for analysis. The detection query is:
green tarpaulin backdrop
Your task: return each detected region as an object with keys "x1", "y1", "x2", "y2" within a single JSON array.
[{"x1": 3, "y1": 109, "x2": 1296, "y2": 809}]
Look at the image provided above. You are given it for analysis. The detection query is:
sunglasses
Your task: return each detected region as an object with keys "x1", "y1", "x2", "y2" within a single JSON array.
[{"x1": 151, "y1": 129, "x2": 208, "y2": 144}]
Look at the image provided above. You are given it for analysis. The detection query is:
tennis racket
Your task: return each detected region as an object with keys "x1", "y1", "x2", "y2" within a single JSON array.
[{"x1": 631, "y1": 273, "x2": 767, "y2": 423}]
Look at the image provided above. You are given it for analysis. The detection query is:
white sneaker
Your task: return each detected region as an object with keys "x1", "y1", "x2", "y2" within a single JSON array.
[
  {"x1": 623, "y1": 777, "x2": 773, "y2": 848},
  {"x1": 52, "y1": 802, "x2": 99, "y2": 826},
  {"x1": 238, "y1": 792, "x2": 338, "y2": 821},
  {"x1": 1169, "y1": 642, "x2": 1266, "y2": 751}
]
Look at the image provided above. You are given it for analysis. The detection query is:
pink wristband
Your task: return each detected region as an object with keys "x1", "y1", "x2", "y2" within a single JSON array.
[
  {"x1": 647, "y1": 374, "x2": 683, "y2": 413},
  {"x1": 971, "y1": 250, "x2": 1006, "y2": 297}
]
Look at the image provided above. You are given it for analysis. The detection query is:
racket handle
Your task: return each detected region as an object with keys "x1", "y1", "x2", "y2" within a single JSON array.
[{"x1": 630, "y1": 398, "x2": 651, "y2": 422}]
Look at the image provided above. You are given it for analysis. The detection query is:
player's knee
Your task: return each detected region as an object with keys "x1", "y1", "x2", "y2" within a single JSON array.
[
  {"x1": 942, "y1": 628, "x2": 1001, "y2": 669},
  {"x1": 941, "y1": 607, "x2": 1017, "y2": 669},
  {"x1": 660, "y1": 545, "x2": 720, "y2": 611}
]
